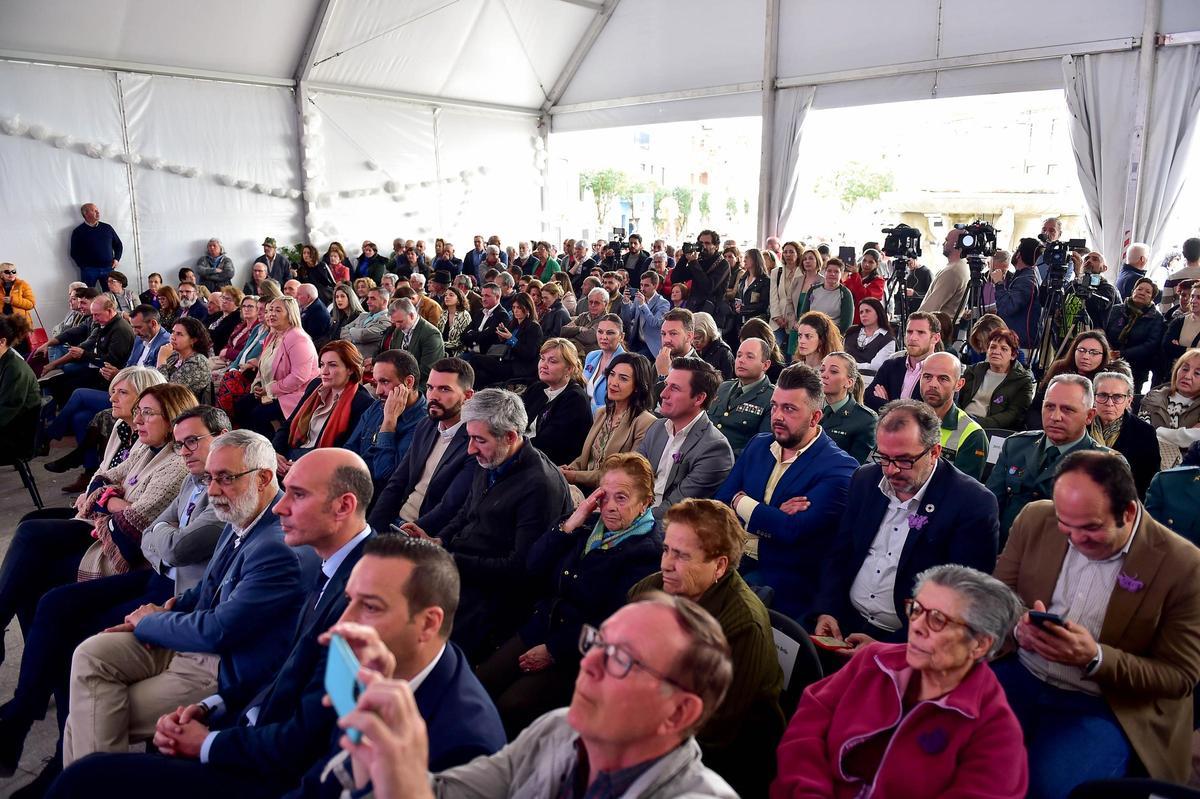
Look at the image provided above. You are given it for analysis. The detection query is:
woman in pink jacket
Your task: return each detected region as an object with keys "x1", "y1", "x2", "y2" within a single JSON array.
[
  {"x1": 234, "y1": 296, "x2": 318, "y2": 437},
  {"x1": 772, "y1": 564, "x2": 1028, "y2": 799}
]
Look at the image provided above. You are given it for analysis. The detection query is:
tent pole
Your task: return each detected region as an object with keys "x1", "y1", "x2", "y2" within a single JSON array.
[
  {"x1": 114, "y1": 73, "x2": 144, "y2": 287},
  {"x1": 295, "y1": 82, "x2": 311, "y2": 240},
  {"x1": 756, "y1": 0, "x2": 780, "y2": 243},
  {"x1": 1118, "y1": 0, "x2": 1162, "y2": 258}
]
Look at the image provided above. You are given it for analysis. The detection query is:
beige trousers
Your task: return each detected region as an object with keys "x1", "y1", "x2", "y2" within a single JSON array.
[{"x1": 63, "y1": 632, "x2": 219, "y2": 766}]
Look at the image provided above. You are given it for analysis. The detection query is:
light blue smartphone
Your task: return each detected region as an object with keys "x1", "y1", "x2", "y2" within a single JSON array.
[{"x1": 325, "y1": 633, "x2": 364, "y2": 744}]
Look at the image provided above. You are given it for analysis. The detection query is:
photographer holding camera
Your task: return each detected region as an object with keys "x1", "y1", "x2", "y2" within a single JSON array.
[
  {"x1": 991, "y1": 237, "x2": 1043, "y2": 349},
  {"x1": 683, "y1": 230, "x2": 729, "y2": 317},
  {"x1": 1072, "y1": 250, "x2": 1119, "y2": 328}
]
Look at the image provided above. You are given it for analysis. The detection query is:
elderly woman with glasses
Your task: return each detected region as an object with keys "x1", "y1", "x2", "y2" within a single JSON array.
[
  {"x1": 772, "y1": 564, "x2": 1028, "y2": 799},
  {"x1": 1089, "y1": 371, "x2": 1158, "y2": 497}
]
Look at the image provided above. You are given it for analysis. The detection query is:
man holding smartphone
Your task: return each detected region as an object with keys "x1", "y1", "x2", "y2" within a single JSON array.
[{"x1": 992, "y1": 450, "x2": 1200, "y2": 798}]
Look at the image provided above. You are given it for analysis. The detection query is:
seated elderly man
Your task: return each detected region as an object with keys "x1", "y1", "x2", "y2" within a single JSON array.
[
  {"x1": 714, "y1": 364, "x2": 857, "y2": 620},
  {"x1": 340, "y1": 287, "x2": 392, "y2": 360},
  {"x1": 987, "y1": 374, "x2": 1107, "y2": 543},
  {"x1": 388, "y1": 297, "x2": 446, "y2": 390},
  {"x1": 407, "y1": 274, "x2": 444, "y2": 326},
  {"x1": 637, "y1": 358, "x2": 733, "y2": 522},
  {"x1": 560, "y1": 286, "x2": 610, "y2": 357},
  {"x1": 811, "y1": 399, "x2": 999, "y2": 648},
  {"x1": 0, "y1": 406, "x2": 230, "y2": 791},
  {"x1": 61, "y1": 430, "x2": 312, "y2": 767},
  {"x1": 775, "y1": 565, "x2": 1028, "y2": 798},
  {"x1": 296, "y1": 283, "x2": 331, "y2": 342},
  {"x1": 993, "y1": 450, "x2": 1200, "y2": 798},
  {"x1": 325, "y1": 594, "x2": 738, "y2": 799},
  {"x1": 400, "y1": 388, "x2": 570, "y2": 662},
  {"x1": 41, "y1": 294, "x2": 136, "y2": 407}
]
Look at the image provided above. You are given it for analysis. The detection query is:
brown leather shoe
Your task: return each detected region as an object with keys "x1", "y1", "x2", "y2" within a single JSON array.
[{"x1": 61, "y1": 470, "x2": 92, "y2": 494}]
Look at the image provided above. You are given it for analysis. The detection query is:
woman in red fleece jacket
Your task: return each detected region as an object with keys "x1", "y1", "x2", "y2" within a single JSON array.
[{"x1": 772, "y1": 564, "x2": 1028, "y2": 799}]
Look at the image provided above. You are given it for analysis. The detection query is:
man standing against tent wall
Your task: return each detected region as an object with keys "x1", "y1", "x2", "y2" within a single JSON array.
[{"x1": 69, "y1": 203, "x2": 123, "y2": 290}]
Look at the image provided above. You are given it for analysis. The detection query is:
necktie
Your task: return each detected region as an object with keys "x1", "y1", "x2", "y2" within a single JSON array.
[
  {"x1": 1040, "y1": 445, "x2": 1061, "y2": 475},
  {"x1": 728, "y1": 384, "x2": 744, "y2": 405},
  {"x1": 403, "y1": 329, "x2": 412, "y2": 350}
]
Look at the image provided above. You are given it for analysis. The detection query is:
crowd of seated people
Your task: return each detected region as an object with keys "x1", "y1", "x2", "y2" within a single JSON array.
[{"x1": 0, "y1": 221, "x2": 1196, "y2": 798}]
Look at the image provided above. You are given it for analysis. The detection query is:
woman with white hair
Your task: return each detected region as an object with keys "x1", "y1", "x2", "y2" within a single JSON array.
[
  {"x1": 773, "y1": 564, "x2": 1028, "y2": 798},
  {"x1": 692, "y1": 311, "x2": 734, "y2": 380},
  {"x1": 194, "y1": 238, "x2": 235, "y2": 293}
]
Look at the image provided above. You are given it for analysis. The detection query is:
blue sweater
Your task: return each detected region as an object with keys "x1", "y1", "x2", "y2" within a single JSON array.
[
  {"x1": 344, "y1": 394, "x2": 428, "y2": 482},
  {"x1": 70, "y1": 222, "x2": 123, "y2": 271}
]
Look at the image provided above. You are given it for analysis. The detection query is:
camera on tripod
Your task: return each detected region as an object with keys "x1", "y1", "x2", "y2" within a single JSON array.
[
  {"x1": 882, "y1": 224, "x2": 922, "y2": 261},
  {"x1": 956, "y1": 221, "x2": 998, "y2": 259},
  {"x1": 1040, "y1": 237, "x2": 1087, "y2": 291}
]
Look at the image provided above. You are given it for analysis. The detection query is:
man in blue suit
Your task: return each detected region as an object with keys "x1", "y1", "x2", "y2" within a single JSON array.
[
  {"x1": 714, "y1": 364, "x2": 858, "y2": 620},
  {"x1": 49, "y1": 474, "x2": 506, "y2": 799},
  {"x1": 298, "y1": 284, "x2": 332, "y2": 342},
  {"x1": 630, "y1": 270, "x2": 671, "y2": 357},
  {"x1": 367, "y1": 358, "x2": 478, "y2": 533},
  {"x1": 810, "y1": 400, "x2": 1000, "y2": 648},
  {"x1": 124, "y1": 305, "x2": 171, "y2": 368},
  {"x1": 62, "y1": 430, "x2": 310, "y2": 766}
]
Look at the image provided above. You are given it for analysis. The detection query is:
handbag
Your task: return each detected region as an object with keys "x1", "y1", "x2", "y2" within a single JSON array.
[{"x1": 77, "y1": 537, "x2": 122, "y2": 581}]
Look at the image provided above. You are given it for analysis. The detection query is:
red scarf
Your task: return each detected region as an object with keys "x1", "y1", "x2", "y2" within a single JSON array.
[{"x1": 288, "y1": 382, "x2": 360, "y2": 449}]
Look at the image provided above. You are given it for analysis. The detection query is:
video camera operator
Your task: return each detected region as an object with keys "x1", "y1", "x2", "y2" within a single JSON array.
[
  {"x1": 1071, "y1": 250, "x2": 1119, "y2": 328},
  {"x1": 1034, "y1": 216, "x2": 1062, "y2": 282},
  {"x1": 991, "y1": 237, "x2": 1043, "y2": 350},
  {"x1": 683, "y1": 230, "x2": 729, "y2": 316}
]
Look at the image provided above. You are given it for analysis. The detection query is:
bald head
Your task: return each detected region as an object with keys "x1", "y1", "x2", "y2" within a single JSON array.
[
  {"x1": 923, "y1": 351, "x2": 963, "y2": 380},
  {"x1": 283, "y1": 279, "x2": 301, "y2": 298},
  {"x1": 276, "y1": 448, "x2": 374, "y2": 557}
]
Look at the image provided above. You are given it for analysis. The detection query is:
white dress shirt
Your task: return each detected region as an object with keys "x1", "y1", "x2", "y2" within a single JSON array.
[{"x1": 652, "y1": 410, "x2": 704, "y2": 506}]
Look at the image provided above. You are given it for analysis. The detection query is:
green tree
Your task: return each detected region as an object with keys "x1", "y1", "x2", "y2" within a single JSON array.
[
  {"x1": 832, "y1": 162, "x2": 895, "y2": 212},
  {"x1": 725, "y1": 197, "x2": 738, "y2": 219},
  {"x1": 699, "y1": 191, "x2": 711, "y2": 221},
  {"x1": 743, "y1": 198, "x2": 750, "y2": 215},
  {"x1": 580, "y1": 169, "x2": 630, "y2": 229},
  {"x1": 652, "y1": 186, "x2": 670, "y2": 228},
  {"x1": 672, "y1": 186, "x2": 694, "y2": 226}
]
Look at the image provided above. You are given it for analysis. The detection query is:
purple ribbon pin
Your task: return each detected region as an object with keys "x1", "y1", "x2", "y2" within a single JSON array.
[
  {"x1": 1116, "y1": 572, "x2": 1143, "y2": 592},
  {"x1": 907, "y1": 513, "x2": 930, "y2": 531},
  {"x1": 992, "y1": 394, "x2": 1006, "y2": 404},
  {"x1": 671, "y1": 451, "x2": 682, "y2": 463}
]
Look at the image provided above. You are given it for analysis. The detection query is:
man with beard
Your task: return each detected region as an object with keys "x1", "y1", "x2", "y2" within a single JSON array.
[
  {"x1": 684, "y1": 230, "x2": 730, "y2": 319},
  {"x1": 713, "y1": 364, "x2": 858, "y2": 620},
  {"x1": 918, "y1": 352, "x2": 988, "y2": 480},
  {"x1": 811, "y1": 400, "x2": 999, "y2": 649},
  {"x1": 61, "y1": 430, "x2": 310, "y2": 766},
  {"x1": 397, "y1": 388, "x2": 570, "y2": 662},
  {"x1": 368, "y1": 358, "x2": 477, "y2": 534}
]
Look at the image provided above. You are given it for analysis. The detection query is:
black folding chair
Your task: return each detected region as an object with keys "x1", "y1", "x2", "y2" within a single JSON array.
[{"x1": 767, "y1": 609, "x2": 823, "y2": 720}]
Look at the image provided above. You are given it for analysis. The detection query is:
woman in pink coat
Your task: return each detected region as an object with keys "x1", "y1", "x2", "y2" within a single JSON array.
[
  {"x1": 234, "y1": 296, "x2": 318, "y2": 437},
  {"x1": 772, "y1": 564, "x2": 1028, "y2": 799}
]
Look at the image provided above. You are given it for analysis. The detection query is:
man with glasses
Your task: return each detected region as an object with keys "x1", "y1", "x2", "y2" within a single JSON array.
[
  {"x1": 1089, "y1": 372, "x2": 1157, "y2": 498},
  {"x1": 811, "y1": 400, "x2": 999, "y2": 649},
  {"x1": 714, "y1": 364, "x2": 857, "y2": 620},
  {"x1": 0, "y1": 407, "x2": 231, "y2": 790},
  {"x1": 993, "y1": 450, "x2": 1200, "y2": 796},
  {"x1": 62, "y1": 430, "x2": 311, "y2": 766},
  {"x1": 318, "y1": 594, "x2": 738, "y2": 799},
  {"x1": 987, "y1": 374, "x2": 1108, "y2": 543}
]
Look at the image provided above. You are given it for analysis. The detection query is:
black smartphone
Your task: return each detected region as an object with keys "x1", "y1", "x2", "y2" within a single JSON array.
[
  {"x1": 1029, "y1": 610, "x2": 1067, "y2": 628},
  {"x1": 838, "y1": 246, "x2": 856, "y2": 265}
]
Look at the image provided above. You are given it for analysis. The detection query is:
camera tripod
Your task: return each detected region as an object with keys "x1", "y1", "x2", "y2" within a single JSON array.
[
  {"x1": 1030, "y1": 283, "x2": 1069, "y2": 378},
  {"x1": 886, "y1": 257, "x2": 912, "y2": 332},
  {"x1": 952, "y1": 256, "x2": 989, "y2": 344}
]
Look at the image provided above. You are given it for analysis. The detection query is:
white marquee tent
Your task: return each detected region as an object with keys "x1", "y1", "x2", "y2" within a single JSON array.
[{"x1": 2, "y1": 0, "x2": 1199, "y2": 319}]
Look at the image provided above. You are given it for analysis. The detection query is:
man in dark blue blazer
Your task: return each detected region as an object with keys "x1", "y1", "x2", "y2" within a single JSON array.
[
  {"x1": 864, "y1": 312, "x2": 941, "y2": 411},
  {"x1": 810, "y1": 400, "x2": 1000, "y2": 647},
  {"x1": 50, "y1": 510, "x2": 506, "y2": 798},
  {"x1": 714, "y1": 364, "x2": 858, "y2": 620},
  {"x1": 62, "y1": 430, "x2": 311, "y2": 766},
  {"x1": 298, "y1": 284, "x2": 332, "y2": 342},
  {"x1": 124, "y1": 304, "x2": 171, "y2": 368},
  {"x1": 367, "y1": 358, "x2": 478, "y2": 533}
]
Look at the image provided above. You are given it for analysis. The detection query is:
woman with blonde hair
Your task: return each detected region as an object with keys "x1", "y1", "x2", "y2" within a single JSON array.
[
  {"x1": 234, "y1": 296, "x2": 319, "y2": 436},
  {"x1": 521, "y1": 337, "x2": 593, "y2": 466},
  {"x1": 769, "y1": 241, "x2": 804, "y2": 355},
  {"x1": 819, "y1": 351, "x2": 876, "y2": 463}
]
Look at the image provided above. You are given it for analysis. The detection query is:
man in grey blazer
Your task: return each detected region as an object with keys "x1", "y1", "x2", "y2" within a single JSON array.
[
  {"x1": 141, "y1": 406, "x2": 232, "y2": 594},
  {"x1": 637, "y1": 357, "x2": 734, "y2": 521},
  {"x1": 341, "y1": 287, "x2": 393, "y2": 360},
  {"x1": 392, "y1": 298, "x2": 447, "y2": 390}
]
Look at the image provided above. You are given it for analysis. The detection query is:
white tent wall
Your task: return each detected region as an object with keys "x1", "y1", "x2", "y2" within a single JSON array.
[
  {"x1": 121, "y1": 75, "x2": 304, "y2": 292},
  {"x1": 306, "y1": 89, "x2": 542, "y2": 251},
  {"x1": 0, "y1": 61, "x2": 136, "y2": 324}
]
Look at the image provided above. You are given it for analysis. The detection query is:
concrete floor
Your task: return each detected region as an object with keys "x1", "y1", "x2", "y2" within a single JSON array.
[{"x1": 0, "y1": 442, "x2": 88, "y2": 796}]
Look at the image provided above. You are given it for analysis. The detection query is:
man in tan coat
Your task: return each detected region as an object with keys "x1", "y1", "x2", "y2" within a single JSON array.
[
  {"x1": 993, "y1": 449, "x2": 1200, "y2": 797},
  {"x1": 918, "y1": 227, "x2": 969, "y2": 320}
]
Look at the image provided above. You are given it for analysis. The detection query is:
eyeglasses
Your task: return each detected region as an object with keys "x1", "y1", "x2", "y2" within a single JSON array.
[
  {"x1": 171, "y1": 433, "x2": 212, "y2": 454},
  {"x1": 132, "y1": 407, "x2": 162, "y2": 419},
  {"x1": 1095, "y1": 392, "x2": 1131, "y2": 404},
  {"x1": 197, "y1": 468, "x2": 259, "y2": 487},
  {"x1": 1, "y1": 270, "x2": 16, "y2": 275},
  {"x1": 578, "y1": 625, "x2": 689, "y2": 692},
  {"x1": 1075, "y1": 347, "x2": 1104, "y2": 358},
  {"x1": 904, "y1": 598, "x2": 972, "y2": 633},
  {"x1": 868, "y1": 445, "x2": 933, "y2": 471}
]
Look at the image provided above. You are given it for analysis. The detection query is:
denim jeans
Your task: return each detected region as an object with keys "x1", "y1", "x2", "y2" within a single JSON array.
[
  {"x1": 46, "y1": 388, "x2": 108, "y2": 442},
  {"x1": 992, "y1": 656, "x2": 1132, "y2": 799}
]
